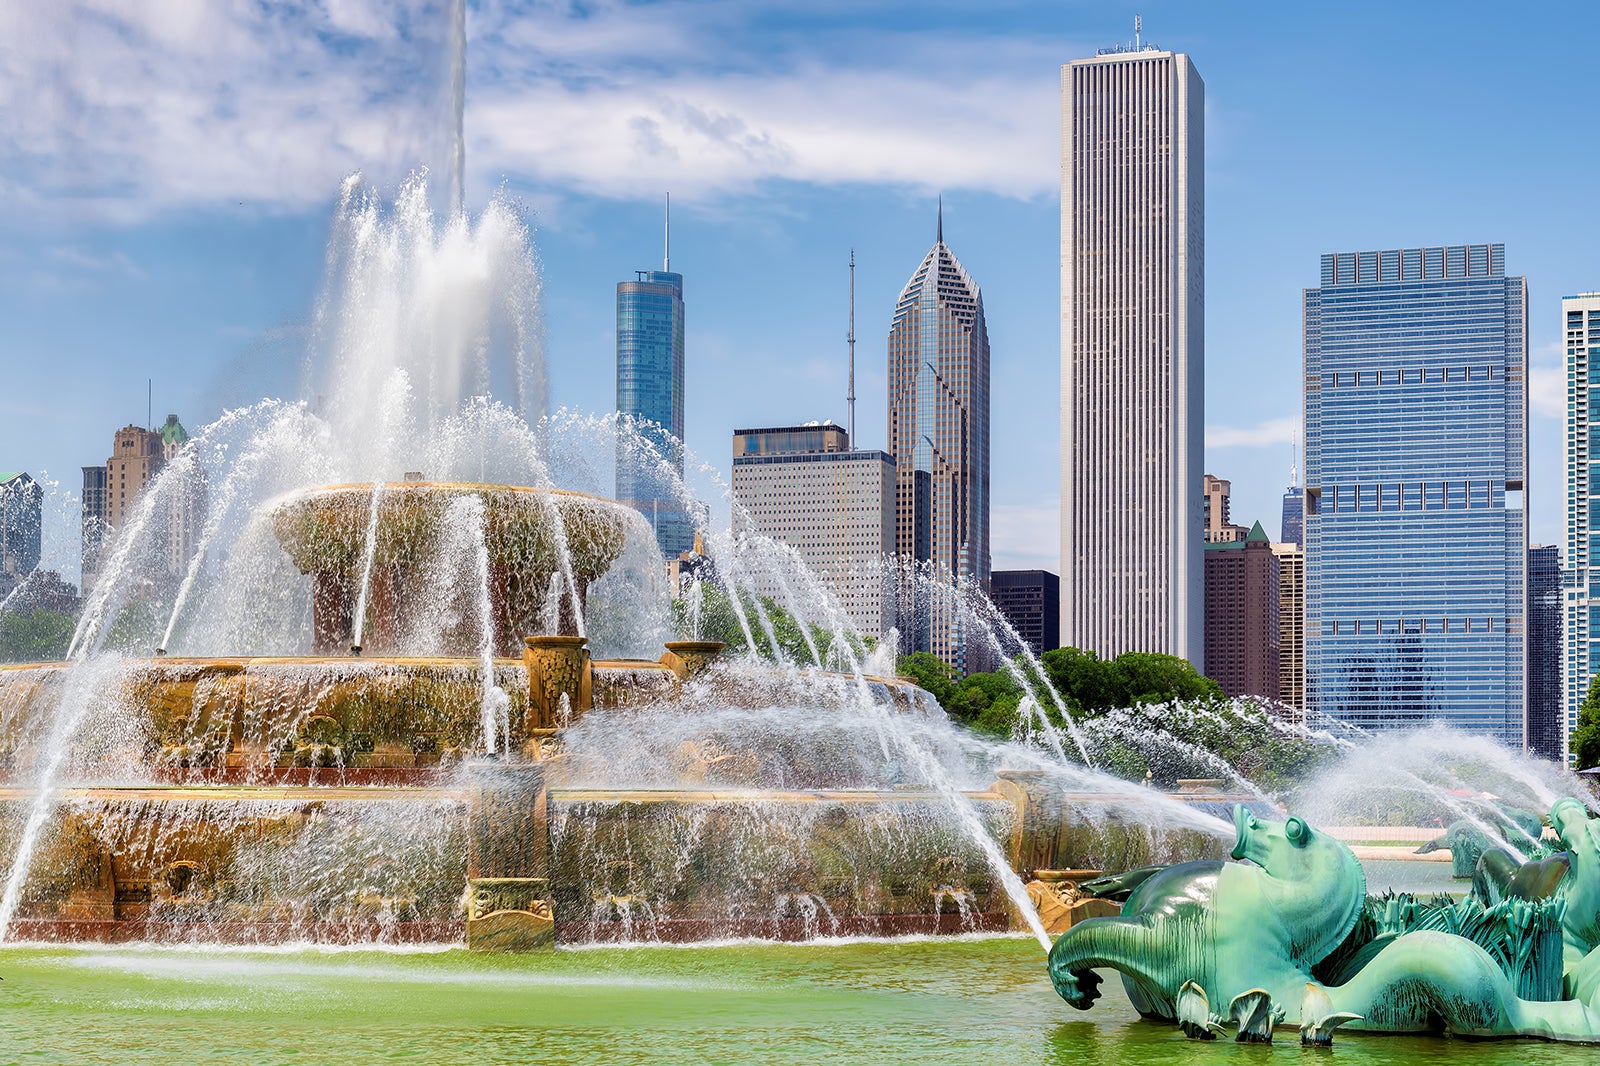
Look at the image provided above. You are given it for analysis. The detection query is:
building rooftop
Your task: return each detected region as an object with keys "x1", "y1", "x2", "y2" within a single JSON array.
[
  {"x1": 1206, "y1": 520, "x2": 1270, "y2": 550},
  {"x1": 159, "y1": 414, "x2": 189, "y2": 446}
]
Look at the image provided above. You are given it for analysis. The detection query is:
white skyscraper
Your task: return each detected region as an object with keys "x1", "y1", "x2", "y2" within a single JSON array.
[
  {"x1": 1060, "y1": 42, "x2": 1204, "y2": 666},
  {"x1": 1565, "y1": 293, "x2": 1600, "y2": 754}
]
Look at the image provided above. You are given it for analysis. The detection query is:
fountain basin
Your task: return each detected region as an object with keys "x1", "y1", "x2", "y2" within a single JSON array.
[
  {"x1": 0, "y1": 773, "x2": 1241, "y2": 947},
  {"x1": 270, "y1": 482, "x2": 633, "y2": 653},
  {"x1": 0, "y1": 653, "x2": 938, "y2": 785}
]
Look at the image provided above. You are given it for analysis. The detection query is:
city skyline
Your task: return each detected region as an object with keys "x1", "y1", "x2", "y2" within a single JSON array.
[{"x1": 0, "y1": 4, "x2": 1593, "y2": 588}]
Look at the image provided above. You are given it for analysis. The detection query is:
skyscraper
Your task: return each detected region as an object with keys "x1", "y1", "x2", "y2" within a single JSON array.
[
  {"x1": 1528, "y1": 544, "x2": 1562, "y2": 760},
  {"x1": 1280, "y1": 485, "x2": 1304, "y2": 548},
  {"x1": 106, "y1": 423, "x2": 164, "y2": 532},
  {"x1": 80, "y1": 415, "x2": 199, "y2": 592},
  {"x1": 80, "y1": 464, "x2": 106, "y2": 589},
  {"x1": 1203, "y1": 521, "x2": 1280, "y2": 699},
  {"x1": 616, "y1": 215, "x2": 691, "y2": 559},
  {"x1": 731, "y1": 422, "x2": 896, "y2": 638},
  {"x1": 1304, "y1": 245, "x2": 1527, "y2": 742},
  {"x1": 1564, "y1": 293, "x2": 1600, "y2": 753},
  {"x1": 887, "y1": 208, "x2": 990, "y2": 670},
  {"x1": 1271, "y1": 540, "x2": 1306, "y2": 718},
  {"x1": 990, "y1": 570, "x2": 1060, "y2": 656},
  {"x1": 1204, "y1": 474, "x2": 1248, "y2": 543},
  {"x1": 1060, "y1": 42, "x2": 1204, "y2": 668}
]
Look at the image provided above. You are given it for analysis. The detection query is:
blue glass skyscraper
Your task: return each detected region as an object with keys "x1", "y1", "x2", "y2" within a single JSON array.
[
  {"x1": 1304, "y1": 245, "x2": 1527, "y2": 743},
  {"x1": 616, "y1": 265, "x2": 692, "y2": 558}
]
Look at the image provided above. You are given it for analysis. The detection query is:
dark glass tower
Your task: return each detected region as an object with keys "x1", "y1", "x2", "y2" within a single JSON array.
[
  {"x1": 1527, "y1": 544, "x2": 1562, "y2": 760},
  {"x1": 1280, "y1": 485, "x2": 1304, "y2": 547},
  {"x1": 616, "y1": 268, "x2": 692, "y2": 558},
  {"x1": 1304, "y1": 244, "x2": 1527, "y2": 742}
]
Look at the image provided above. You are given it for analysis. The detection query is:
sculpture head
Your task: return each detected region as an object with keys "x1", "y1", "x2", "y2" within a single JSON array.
[
  {"x1": 1228, "y1": 804, "x2": 1366, "y2": 968},
  {"x1": 1230, "y1": 805, "x2": 1340, "y2": 883},
  {"x1": 1551, "y1": 798, "x2": 1593, "y2": 852}
]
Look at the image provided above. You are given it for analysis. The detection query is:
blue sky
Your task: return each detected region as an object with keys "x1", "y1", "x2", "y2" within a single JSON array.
[{"x1": 0, "y1": 0, "x2": 1592, "y2": 583}]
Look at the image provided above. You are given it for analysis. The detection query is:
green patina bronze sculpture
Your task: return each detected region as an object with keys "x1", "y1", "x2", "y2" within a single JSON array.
[{"x1": 1049, "y1": 803, "x2": 1600, "y2": 1043}]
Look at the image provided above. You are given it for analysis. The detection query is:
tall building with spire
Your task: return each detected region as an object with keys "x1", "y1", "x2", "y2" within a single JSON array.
[
  {"x1": 887, "y1": 206, "x2": 990, "y2": 670},
  {"x1": 616, "y1": 197, "x2": 692, "y2": 558},
  {"x1": 1060, "y1": 38, "x2": 1204, "y2": 668}
]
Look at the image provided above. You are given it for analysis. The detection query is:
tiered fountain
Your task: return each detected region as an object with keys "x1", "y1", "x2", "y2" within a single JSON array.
[
  {"x1": 0, "y1": 481, "x2": 1225, "y2": 949},
  {"x1": 0, "y1": 178, "x2": 1237, "y2": 954}
]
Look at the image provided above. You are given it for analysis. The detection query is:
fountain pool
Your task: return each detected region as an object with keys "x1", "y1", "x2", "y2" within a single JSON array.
[{"x1": 6, "y1": 935, "x2": 1599, "y2": 1065}]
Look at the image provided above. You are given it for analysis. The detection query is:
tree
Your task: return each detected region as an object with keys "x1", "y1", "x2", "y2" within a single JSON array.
[
  {"x1": 1110, "y1": 652, "x2": 1223, "y2": 707},
  {"x1": 947, "y1": 670, "x2": 1022, "y2": 736},
  {"x1": 0, "y1": 608, "x2": 75, "y2": 663},
  {"x1": 1039, "y1": 646, "x2": 1119, "y2": 717},
  {"x1": 672, "y1": 582, "x2": 861, "y2": 666},
  {"x1": 1572, "y1": 676, "x2": 1600, "y2": 770},
  {"x1": 896, "y1": 651, "x2": 955, "y2": 707}
]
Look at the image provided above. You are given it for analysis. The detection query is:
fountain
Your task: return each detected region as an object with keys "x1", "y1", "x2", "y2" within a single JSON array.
[{"x1": 0, "y1": 173, "x2": 1251, "y2": 955}]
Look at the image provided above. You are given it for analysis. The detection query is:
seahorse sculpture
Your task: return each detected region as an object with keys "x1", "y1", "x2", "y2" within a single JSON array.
[{"x1": 1048, "y1": 804, "x2": 1600, "y2": 1043}]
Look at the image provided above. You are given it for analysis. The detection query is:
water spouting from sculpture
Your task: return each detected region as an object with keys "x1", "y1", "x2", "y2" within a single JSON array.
[{"x1": 349, "y1": 482, "x2": 385, "y2": 654}]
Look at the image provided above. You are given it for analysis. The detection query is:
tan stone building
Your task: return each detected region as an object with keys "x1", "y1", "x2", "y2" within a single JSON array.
[
  {"x1": 83, "y1": 415, "x2": 197, "y2": 590},
  {"x1": 731, "y1": 422, "x2": 896, "y2": 639},
  {"x1": 1203, "y1": 474, "x2": 1249, "y2": 544},
  {"x1": 1272, "y1": 541, "x2": 1306, "y2": 718}
]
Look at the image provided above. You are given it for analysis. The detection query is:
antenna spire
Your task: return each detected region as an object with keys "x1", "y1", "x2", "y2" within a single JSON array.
[
  {"x1": 847, "y1": 249, "x2": 856, "y2": 446},
  {"x1": 1135, "y1": 13, "x2": 1142, "y2": 48},
  {"x1": 936, "y1": 196, "x2": 943, "y2": 244},
  {"x1": 663, "y1": 192, "x2": 670, "y2": 272}
]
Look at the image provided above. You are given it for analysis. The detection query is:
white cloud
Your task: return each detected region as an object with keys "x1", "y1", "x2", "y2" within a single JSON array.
[
  {"x1": 1528, "y1": 340, "x2": 1564, "y2": 420},
  {"x1": 46, "y1": 246, "x2": 146, "y2": 278},
  {"x1": 992, "y1": 500, "x2": 1058, "y2": 572},
  {"x1": 0, "y1": 1, "x2": 1073, "y2": 223},
  {"x1": 1206, "y1": 416, "x2": 1298, "y2": 449},
  {"x1": 1529, "y1": 365, "x2": 1564, "y2": 420}
]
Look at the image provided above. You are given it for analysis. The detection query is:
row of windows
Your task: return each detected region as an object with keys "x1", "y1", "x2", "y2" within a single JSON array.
[
  {"x1": 1313, "y1": 481, "x2": 1502, "y2": 513},
  {"x1": 1324, "y1": 617, "x2": 1511, "y2": 635},
  {"x1": 1324, "y1": 365, "x2": 1499, "y2": 388}
]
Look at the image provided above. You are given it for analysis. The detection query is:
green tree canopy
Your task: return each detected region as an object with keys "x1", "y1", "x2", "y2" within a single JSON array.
[
  {"x1": 895, "y1": 645, "x2": 1326, "y2": 788},
  {"x1": 672, "y1": 582, "x2": 864, "y2": 667},
  {"x1": 1572, "y1": 676, "x2": 1600, "y2": 770},
  {"x1": 896, "y1": 652, "x2": 956, "y2": 707},
  {"x1": 0, "y1": 608, "x2": 75, "y2": 663}
]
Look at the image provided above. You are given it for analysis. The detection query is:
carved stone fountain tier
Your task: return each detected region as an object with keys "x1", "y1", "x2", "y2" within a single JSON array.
[
  {"x1": 270, "y1": 482, "x2": 631, "y2": 655},
  {"x1": 0, "y1": 475, "x2": 1251, "y2": 952}
]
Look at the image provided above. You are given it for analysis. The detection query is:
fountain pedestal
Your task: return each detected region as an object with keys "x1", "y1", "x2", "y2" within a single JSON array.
[
  {"x1": 659, "y1": 640, "x2": 726, "y2": 682},
  {"x1": 993, "y1": 769, "x2": 1064, "y2": 877},
  {"x1": 466, "y1": 761, "x2": 554, "y2": 951},
  {"x1": 522, "y1": 635, "x2": 591, "y2": 734}
]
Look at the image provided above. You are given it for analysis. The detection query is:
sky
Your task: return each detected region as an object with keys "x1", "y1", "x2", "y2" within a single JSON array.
[{"x1": 1, "y1": 0, "x2": 1594, "y2": 585}]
